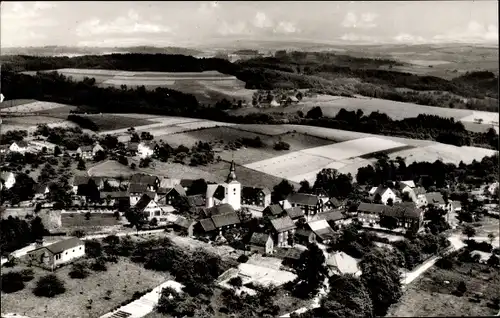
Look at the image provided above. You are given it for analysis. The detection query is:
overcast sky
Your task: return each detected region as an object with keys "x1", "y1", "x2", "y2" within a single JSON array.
[{"x1": 1, "y1": 1, "x2": 498, "y2": 47}]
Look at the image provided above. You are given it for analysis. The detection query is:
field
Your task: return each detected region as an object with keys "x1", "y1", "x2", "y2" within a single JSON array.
[
  {"x1": 0, "y1": 101, "x2": 76, "y2": 114},
  {"x1": 87, "y1": 159, "x2": 141, "y2": 178},
  {"x1": 387, "y1": 262, "x2": 500, "y2": 317},
  {"x1": 0, "y1": 258, "x2": 167, "y2": 318},
  {"x1": 61, "y1": 213, "x2": 121, "y2": 228},
  {"x1": 83, "y1": 114, "x2": 155, "y2": 131},
  {"x1": 31, "y1": 69, "x2": 255, "y2": 105}
]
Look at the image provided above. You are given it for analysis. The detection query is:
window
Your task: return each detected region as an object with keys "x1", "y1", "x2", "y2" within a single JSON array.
[
  {"x1": 79, "y1": 247, "x2": 82, "y2": 250},
  {"x1": 65, "y1": 252, "x2": 68, "y2": 255},
  {"x1": 55, "y1": 254, "x2": 61, "y2": 260},
  {"x1": 72, "y1": 249, "x2": 75, "y2": 252}
]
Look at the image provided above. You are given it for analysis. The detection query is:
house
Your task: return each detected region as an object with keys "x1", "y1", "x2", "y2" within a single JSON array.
[
  {"x1": 0, "y1": 172, "x2": 16, "y2": 189},
  {"x1": 249, "y1": 233, "x2": 274, "y2": 255},
  {"x1": 369, "y1": 186, "x2": 397, "y2": 205},
  {"x1": 196, "y1": 218, "x2": 218, "y2": 237},
  {"x1": 294, "y1": 228, "x2": 317, "y2": 246},
  {"x1": 206, "y1": 161, "x2": 241, "y2": 211},
  {"x1": 423, "y1": 192, "x2": 446, "y2": 209},
  {"x1": 186, "y1": 194, "x2": 206, "y2": 208},
  {"x1": 357, "y1": 202, "x2": 386, "y2": 225},
  {"x1": 130, "y1": 173, "x2": 160, "y2": 190},
  {"x1": 307, "y1": 219, "x2": 337, "y2": 244},
  {"x1": 269, "y1": 215, "x2": 296, "y2": 247},
  {"x1": 270, "y1": 99, "x2": 280, "y2": 107},
  {"x1": 357, "y1": 202, "x2": 424, "y2": 233},
  {"x1": 399, "y1": 180, "x2": 416, "y2": 189},
  {"x1": 9, "y1": 141, "x2": 29, "y2": 153},
  {"x1": 134, "y1": 194, "x2": 165, "y2": 224},
  {"x1": 280, "y1": 248, "x2": 303, "y2": 268},
  {"x1": 310, "y1": 210, "x2": 351, "y2": 229},
  {"x1": 127, "y1": 142, "x2": 139, "y2": 155},
  {"x1": 324, "y1": 197, "x2": 344, "y2": 211},
  {"x1": 76, "y1": 142, "x2": 104, "y2": 160},
  {"x1": 72, "y1": 176, "x2": 104, "y2": 194},
  {"x1": 172, "y1": 216, "x2": 196, "y2": 237},
  {"x1": 34, "y1": 184, "x2": 50, "y2": 200},
  {"x1": 241, "y1": 186, "x2": 271, "y2": 208},
  {"x1": 285, "y1": 206, "x2": 305, "y2": 222},
  {"x1": 283, "y1": 193, "x2": 325, "y2": 220},
  {"x1": 27, "y1": 237, "x2": 85, "y2": 271},
  {"x1": 487, "y1": 182, "x2": 499, "y2": 196},
  {"x1": 137, "y1": 141, "x2": 159, "y2": 158},
  {"x1": 263, "y1": 204, "x2": 285, "y2": 221},
  {"x1": 157, "y1": 184, "x2": 187, "y2": 206},
  {"x1": 199, "y1": 203, "x2": 241, "y2": 234},
  {"x1": 99, "y1": 191, "x2": 128, "y2": 207},
  {"x1": 326, "y1": 252, "x2": 361, "y2": 276}
]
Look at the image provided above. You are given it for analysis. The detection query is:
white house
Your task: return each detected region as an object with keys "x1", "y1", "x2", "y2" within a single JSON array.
[
  {"x1": 135, "y1": 194, "x2": 167, "y2": 224},
  {"x1": 488, "y1": 182, "x2": 499, "y2": 196},
  {"x1": 369, "y1": 186, "x2": 396, "y2": 205},
  {"x1": 137, "y1": 141, "x2": 157, "y2": 159},
  {"x1": 9, "y1": 141, "x2": 29, "y2": 153},
  {"x1": 27, "y1": 237, "x2": 85, "y2": 271},
  {"x1": 76, "y1": 142, "x2": 104, "y2": 160},
  {"x1": 0, "y1": 172, "x2": 16, "y2": 189},
  {"x1": 206, "y1": 161, "x2": 241, "y2": 211}
]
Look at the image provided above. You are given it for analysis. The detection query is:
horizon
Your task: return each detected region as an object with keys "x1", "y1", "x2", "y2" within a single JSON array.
[{"x1": 1, "y1": 1, "x2": 498, "y2": 48}]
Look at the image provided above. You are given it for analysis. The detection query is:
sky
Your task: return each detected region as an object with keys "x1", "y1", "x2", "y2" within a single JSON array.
[{"x1": 1, "y1": 1, "x2": 498, "y2": 48}]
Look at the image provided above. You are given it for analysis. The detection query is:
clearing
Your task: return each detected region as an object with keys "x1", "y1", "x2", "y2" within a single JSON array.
[
  {"x1": 387, "y1": 262, "x2": 500, "y2": 317},
  {"x1": 0, "y1": 257, "x2": 167, "y2": 318}
]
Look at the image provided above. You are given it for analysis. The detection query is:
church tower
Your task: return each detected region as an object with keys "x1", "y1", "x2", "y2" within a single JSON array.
[{"x1": 225, "y1": 161, "x2": 241, "y2": 210}]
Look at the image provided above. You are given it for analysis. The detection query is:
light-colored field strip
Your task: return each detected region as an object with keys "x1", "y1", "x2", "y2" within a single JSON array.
[
  {"x1": 288, "y1": 161, "x2": 347, "y2": 183},
  {"x1": 145, "y1": 126, "x2": 193, "y2": 136},
  {"x1": 0, "y1": 101, "x2": 69, "y2": 113},
  {"x1": 300, "y1": 137, "x2": 408, "y2": 161},
  {"x1": 175, "y1": 121, "x2": 236, "y2": 130},
  {"x1": 389, "y1": 144, "x2": 498, "y2": 165},
  {"x1": 102, "y1": 79, "x2": 176, "y2": 86},
  {"x1": 459, "y1": 111, "x2": 499, "y2": 125}
]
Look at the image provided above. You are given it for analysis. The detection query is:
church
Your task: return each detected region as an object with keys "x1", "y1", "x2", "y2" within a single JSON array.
[{"x1": 206, "y1": 161, "x2": 241, "y2": 211}]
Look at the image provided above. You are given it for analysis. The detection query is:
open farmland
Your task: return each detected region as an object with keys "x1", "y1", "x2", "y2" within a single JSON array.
[
  {"x1": 83, "y1": 114, "x2": 155, "y2": 131},
  {"x1": 61, "y1": 213, "x2": 121, "y2": 228},
  {"x1": 0, "y1": 101, "x2": 76, "y2": 114}
]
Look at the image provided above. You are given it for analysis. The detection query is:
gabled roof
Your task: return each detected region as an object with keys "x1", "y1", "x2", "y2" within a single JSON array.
[
  {"x1": 13, "y1": 140, "x2": 29, "y2": 148},
  {"x1": 134, "y1": 194, "x2": 153, "y2": 211},
  {"x1": 327, "y1": 252, "x2": 360, "y2": 275},
  {"x1": 174, "y1": 216, "x2": 196, "y2": 229},
  {"x1": 264, "y1": 204, "x2": 284, "y2": 216},
  {"x1": 187, "y1": 195, "x2": 205, "y2": 207},
  {"x1": 35, "y1": 183, "x2": 49, "y2": 194},
  {"x1": 399, "y1": 180, "x2": 416, "y2": 188},
  {"x1": 199, "y1": 218, "x2": 216, "y2": 232},
  {"x1": 328, "y1": 197, "x2": 343, "y2": 208},
  {"x1": 357, "y1": 202, "x2": 386, "y2": 214},
  {"x1": 128, "y1": 183, "x2": 148, "y2": 193},
  {"x1": 270, "y1": 216, "x2": 296, "y2": 232},
  {"x1": 211, "y1": 213, "x2": 241, "y2": 228},
  {"x1": 283, "y1": 248, "x2": 303, "y2": 260},
  {"x1": 159, "y1": 178, "x2": 181, "y2": 189},
  {"x1": 295, "y1": 228, "x2": 314, "y2": 238},
  {"x1": 172, "y1": 184, "x2": 187, "y2": 197},
  {"x1": 308, "y1": 220, "x2": 336, "y2": 240},
  {"x1": 287, "y1": 193, "x2": 321, "y2": 206},
  {"x1": 285, "y1": 206, "x2": 304, "y2": 219},
  {"x1": 369, "y1": 186, "x2": 392, "y2": 197},
  {"x1": 383, "y1": 202, "x2": 422, "y2": 219},
  {"x1": 213, "y1": 185, "x2": 226, "y2": 201},
  {"x1": 43, "y1": 237, "x2": 84, "y2": 254},
  {"x1": 203, "y1": 203, "x2": 235, "y2": 217},
  {"x1": 179, "y1": 179, "x2": 194, "y2": 188},
  {"x1": 206, "y1": 184, "x2": 218, "y2": 199},
  {"x1": 73, "y1": 175, "x2": 90, "y2": 186},
  {"x1": 249, "y1": 233, "x2": 271, "y2": 247},
  {"x1": 314, "y1": 210, "x2": 344, "y2": 222},
  {"x1": 413, "y1": 187, "x2": 427, "y2": 195},
  {"x1": 425, "y1": 192, "x2": 445, "y2": 205}
]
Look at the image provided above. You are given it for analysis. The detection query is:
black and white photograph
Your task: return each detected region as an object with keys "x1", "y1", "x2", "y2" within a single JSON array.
[{"x1": 0, "y1": 1, "x2": 498, "y2": 317}]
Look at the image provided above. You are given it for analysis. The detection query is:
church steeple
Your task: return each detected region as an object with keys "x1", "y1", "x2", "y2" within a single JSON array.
[{"x1": 226, "y1": 160, "x2": 237, "y2": 182}]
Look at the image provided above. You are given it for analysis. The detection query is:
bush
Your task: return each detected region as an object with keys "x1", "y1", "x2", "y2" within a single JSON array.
[
  {"x1": 71, "y1": 229, "x2": 86, "y2": 238},
  {"x1": 228, "y1": 276, "x2": 243, "y2": 288},
  {"x1": 85, "y1": 240, "x2": 102, "y2": 258},
  {"x1": 33, "y1": 274, "x2": 66, "y2": 297},
  {"x1": 20, "y1": 269, "x2": 35, "y2": 282},
  {"x1": 237, "y1": 254, "x2": 249, "y2": 263},
  {"x1": 69, "y1": 263, "x2": 89, "y2": 279},
  {"x1": 455, "y1": 281, "x2": 467, "y2": 296},
  {"x1": 274, "y1": 141, "x2": 290, "y2": 151},
  {"x1": 436, "y1": 256, "x2": 454, "y2": 270},
  {"x1": 1, "y1": 272, "x2": 25, "y2": 293},
  {"x1": 90, "y1": 258, "x2": 108, "y2": 272}
]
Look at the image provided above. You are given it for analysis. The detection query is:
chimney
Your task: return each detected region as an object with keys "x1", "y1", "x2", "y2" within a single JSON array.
[{"x1": 35, "y1": 238, "x2": 44, "y2": 248}]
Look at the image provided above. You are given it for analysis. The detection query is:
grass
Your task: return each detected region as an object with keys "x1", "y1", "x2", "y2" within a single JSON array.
[
  {"x1": 0, "y1": 258, "x2": 167, "y2": 318},
  {"x1": 61, "y1": 213, "x2": 121, "y2": 228},
  {"x1": 0, "y1": 99, "x2": 37, "y2": 109},
  {"x1": 76, "y1": 115, "x2": 155, "y2": 132},
  {"x1": 87, "y1": 159, "x2": 138, "y2": 178},
  {"x1": 387, "y1": 262, "x2": 500, "y2": 317}
]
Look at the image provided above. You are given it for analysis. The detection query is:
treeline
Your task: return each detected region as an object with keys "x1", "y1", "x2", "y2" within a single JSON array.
[{"x1": 1, "y1": 216, "x2": 49, "y2": 255}]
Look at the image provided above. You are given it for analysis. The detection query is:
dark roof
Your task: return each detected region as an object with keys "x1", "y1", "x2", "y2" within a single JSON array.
[
  {"x1": 100, "y1": 191, "x2": 128, "y2": 199},
  {"x1": 242, "y1": 186, "x2": 271, "y2": 199},
  {"x1": 357, "y1": 202, "x2": 386, "y2": 214},
  {"x1": 371, "y1": 186, "x2": 391, "y2": 197},
  {"x1": 383, "y1": 202, "x2": 422, "y2": 219},
  {"x1": 270, "y1": 216, "x2": 296, "y2": 232},
  {"x1": 295, "y1": 228, "x2": 314, "y2": 238},
  {"x1": 328, "y1": 197, "x2": 343, "y2": 208},
  {"x1": 314, "y1": 227, "x2": 337, "y2": 240},
  {"x1": 35, "y1": 183, "x2": 49, "y2": 194},
  {"x1": 287, "y1": 193, "x2": 321, "y2": 206},
  {"x1": 285, "y1": 206, "x2": 304, "y2": 219},
  {"x1": 128, "y1": 142, "x2": 139, "y2": 151},
  {"x1": 172, "y1": 184, "x2": 187, "y2": 197},
  {"x1": 174, "y1": 216, "x2": 196, "y2": 229},
  {"x1": 203, "y1": 203, "x2": 235, "y2": 217},
  {"x1": 42, "y1": 237, "x2": 84, "y2": 254},
  {"x1": 135, "y1": 194, "x2": 153, "y2": 211},
  {"x1": 316, "y1": 210, "x2": 344, "y2": 222},
  {"x1": 211, "y1": 213, "x2": 241, "y2": 228},
  {"x1": 249, "y1": 233, "x2": 271, "y2": 246},
  {"x1": 199, "y1": 218, "x2": 216, "y2": 232},
  {"x1": 187, "y1": 195, "x2": 205, "y2": 207},
  {"x1": 180, "y1": 179, "x2": 194, "y2": 188},
  {"x1": 130, "y1": 174, "x2": 158, "y2": 186},
  {"x1": 73, "y1": 176, "x2": 90, "y2": 186},
  {"x1": 425, "y1": 192, "x2": 445, "y2": 205},
  {"x1": 157, "y1": 187, "x2": 172, "y2": 195},
  {"x1": 13, "y1": 140, "x2": 29, "y2": 148},
  {"x1": 128, "y1": 183, "x2": 148, "y2": 193},
  {"x1": 264, "y1": 204, "x2": 284, "y2": 216},
  {"x1": 213, "y1": 185, "x2": 226, "y2": 201}
]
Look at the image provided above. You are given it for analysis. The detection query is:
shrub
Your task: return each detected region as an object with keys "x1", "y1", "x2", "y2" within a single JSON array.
[
  {"x1": 71, "y1": 229, "x2": 86, "y2": 238},
  {"x1": 274, "y1": 141, "x2": 290, "y2": 151},
  {"x1": 237, "y1": 254, "x2": 249, "y2": 263},
  {"x1": 228, "y1": 276, "x2": 243, "y2": 288},
  {"x1": 20, "y1": 269, "x2": 35, "y2": 282},
  {"x1": 455, "y1": 281, "x2": 467, "y2": 296},
  {"x1": 33, "y1": 274, "x2": 66, "y2": 297},
  {"x1": 90, "y1": 258, "x2": 108, "y2": 272},
  {"x1": 69, "y1": 263, "x2": 89, "y2": 279},
  {"x1": 436, "y1": 256, "x2": 454, "y2": 270},
  {"x1": 1, "y1": 272, "x2": 25, "y2": 293},
  {"x1": 85, "y1": 240, "x2": 102, "y2": 258}
]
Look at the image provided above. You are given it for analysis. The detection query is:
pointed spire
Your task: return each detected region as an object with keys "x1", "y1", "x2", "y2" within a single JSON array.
[{"x1": 226, "y1": 160, "x2": 237, "y2": 182}]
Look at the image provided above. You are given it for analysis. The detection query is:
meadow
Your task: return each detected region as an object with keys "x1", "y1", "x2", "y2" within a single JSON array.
[{"x1": 83, "y1": 114, "x2": 155, "y2": 131}]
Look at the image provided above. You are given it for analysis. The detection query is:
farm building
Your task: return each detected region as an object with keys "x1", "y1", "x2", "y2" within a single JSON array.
[
  {"x1": 326, "y1": 252, "x2": 361, "y2": 276},
  {"x1": 0, "y1": 172, "x2": 16, "y2": 189},
  {"x1": 269, "y1": 215, "x2": 296, "y2": 247},
  {"x1": 199, "y1": 203, "x2": 241, "y2": 235},
  {"x1": 9, "y1": 141, "x2": 28, "y2": 153},
  {"x1": 206, "y1": 161, "x2": 241, "y2": 211},
  {"x1": 28, "y1": 140, "x2": 56, "y2": 153},
  {"x1": 280, "y1": 248, "x2": 303, "y2": 268},
  {"x1": 263, "y1": 204, "x2": 285, "y2": 221},
  {"x1": 249, "y1": 232, "x2": 274, "y2": 255},
  {"x1": 471, "y1": 250, "x2": 493, "y2": 264},
  {"x1": 241, "y1": 186, "x2": 271, "y2": 208},
  {"x1": 71, "y1": 176, "x2": 104, "y2": 194},
  {"x1": 137, "y1": 141, "x2": 159, "y2": 158},
  {"x1": 307, "y1": 219, "x2": 337, "y2": 244},
  {"x1": 294, "y1": 228, "x2": 317, "y2": 245},
  {"x1": 99, "y1": 191, "x2": 129, "y2": 207},
  {"x1": 27, "y1": 237, "x2": 85, "y2": 271},
  {"x1": 282, "y1": 193, "x2": 326, "y2": 220},
  {"x1": 369, "y1": 186, "x2": 397, "y2": 205},
  {"x1": 324, "y1": 197, "x2": 345, "y2": 211},
  {"x1": 76, "y1": 142, "x2": 104, "y2": 160},
  {"x1": 172, "y1": 216, "x2": 196, "y2": 237}
]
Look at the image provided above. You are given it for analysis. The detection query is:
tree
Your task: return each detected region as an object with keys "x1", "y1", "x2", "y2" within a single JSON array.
[
  {"x1": 455, "y1": 280, "x2": 467, "y2": 296},
  {"x1": 298, "y1": 180, "x2": 311, "y2": 193},
  {"x1": 94, "y1": 150, "x2": 106, "y2": 162},
  {"x1": 463, "y1": 225, "x2": 476, "y2": 239},
  {"x1": 318, "y1": 274, "x2": 373, "y2": 318},
  {"x1": 149, "y1": 217, "x2": 158, "y2": 227},
  {"x1": 487, "y1": 254, "x2": 500, "y2": 267},
  {"x1": 379, "y1": 215, "x2": 398, "y2": 230},
  {"x1": 130, "y1": 163, "x2": 136, "y2": 170},
  {"x1": 77, "y1": 159, "x2": 86, "y2": 171},
  {"x1": 359, "y1": 249, "x2": 402, "y2": 316},
  {"x1": 69, "y1": 263, "x2": 89, "y2": 279},
  {"x1": 124, "y1": 208, "x2": 147, "y2": 231},
  {"x1": 373, "y1": 193, "x2": 382, "y2": 204},
  {"x1": 228, "y1": 276, "x2": 243, "y2": 288},
  {"x1": 306, "y1": 106, "x2": 323, "y2": 119},
  {"x1": 54, "y1": 146, "x2": 62, "y2": 156},
  {"x1": 33, "y1": 274, "x2": 66, "y2": 297},
  {"x1": 118, "y1": 155, "x2": 128, "y2": 166},
  {"x1": 186, "y1": 179, "x2": 207, "y2": 196},
  {"x1": 292, "y1": 243, "x2": 328, "y2": 299},
  {"x1": 1, "y1": 272, "x2": 26, "y2": 293},
  {"x1": 85, "y1": 212, "x2": 91, "y2": 220},
  {"x1": 272, "y1": 179, "x2": 295, "y2": 202},
  {"x1": 85, "y1": 240, "x2": 102, "y2": 258},
  {"x1": 130, "y1": 133, "x2": 140, "y2": 142}
]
